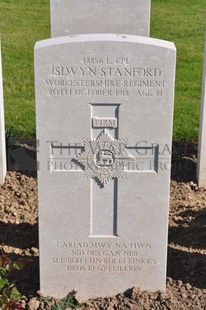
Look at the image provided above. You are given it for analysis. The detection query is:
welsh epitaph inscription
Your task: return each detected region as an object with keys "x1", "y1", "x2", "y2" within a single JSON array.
[{"x1": 35, "y1": 34, "x2": 176, "y2": 299}]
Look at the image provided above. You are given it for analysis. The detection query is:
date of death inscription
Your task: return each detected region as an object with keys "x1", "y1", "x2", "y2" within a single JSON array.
[
  {"x1": 51, "y1": 241, "x2": 157, "y2": 273},
  {"x1": 45, "y1": 57, "x2": 166, "y2": 98}
]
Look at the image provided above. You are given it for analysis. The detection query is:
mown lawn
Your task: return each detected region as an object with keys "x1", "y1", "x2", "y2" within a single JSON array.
[
  {"x1": 0, "y1": 0, "x2": 50, "y2": 138},
  {"x1": 151, "y1": 0, "x2": 206, "y2": 140},
  {"x1": 0, "y1": 0, "x2": 205, "y2": 139}
]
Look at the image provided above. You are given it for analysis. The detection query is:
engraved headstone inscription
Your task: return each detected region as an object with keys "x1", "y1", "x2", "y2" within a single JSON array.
[
  {"x1": 50, "y1": 0, "x2": 151, "y2": 37},
  {"x1": 197, "y1": 36, "x2": 206, "y2": 187},
  {"x1": 35, "y1": 34, "x2": 176, "y2": 299},
  {"x1": 0, "y1": 42, "x2": 6, "y2": 184}
]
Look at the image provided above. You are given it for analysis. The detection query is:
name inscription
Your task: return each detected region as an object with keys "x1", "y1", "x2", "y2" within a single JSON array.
[{"x1": 45, "y1": 56, "x2": 166, "y2": 98}]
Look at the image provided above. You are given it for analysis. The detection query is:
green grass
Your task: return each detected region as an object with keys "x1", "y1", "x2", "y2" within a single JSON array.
[
  {"x1": 151, "y1": 0, "x2": 206, "y2": 140},
  {"x1": 0, "y1": 0, "x2": 50, "y2": 138},
  {"x1": 0, "y1": 0, "x2": 205, "y2": 139}
]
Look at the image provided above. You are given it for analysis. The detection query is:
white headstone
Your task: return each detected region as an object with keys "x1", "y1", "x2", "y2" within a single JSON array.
[
  {"x1": 50, "y1": 0, "x2": 151, "y2": 37},
  {"x1": 197, "y1": 37, "x2": 206, "y2": 187},
  {"x1": 35, "y1": 34, "x2": 176, "y2": 299},
  {"x1": 0, "y1": 42, "x2": 6, "y2": 184}
]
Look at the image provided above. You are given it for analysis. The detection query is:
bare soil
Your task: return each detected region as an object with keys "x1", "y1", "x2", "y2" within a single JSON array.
[{"x1": 0, "y1": 144, "x2": 206, "y2": 309}]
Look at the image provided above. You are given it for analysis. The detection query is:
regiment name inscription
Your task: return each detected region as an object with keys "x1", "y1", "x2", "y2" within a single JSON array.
[{"x1": 46, "y1": 59, "x2": 166, "y2": 98}]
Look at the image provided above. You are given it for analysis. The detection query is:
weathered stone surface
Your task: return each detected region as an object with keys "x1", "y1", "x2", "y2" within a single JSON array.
[
  {"x1": 50, "y1": 0, "x2": 151, "y2": 37},
  {"x1": 0, "y1": 42, "x2": 6, "y2": 184},
  {"x1": 35, "y1": 34, "x2": 176, "y2": 299},
  {"x1": 197, "y1": 37, "x2": 206, "y2": 187}
]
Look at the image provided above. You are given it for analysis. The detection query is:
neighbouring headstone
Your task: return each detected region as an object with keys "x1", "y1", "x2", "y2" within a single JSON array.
[
  {"x1": 197, "y1": 37, "x2": 206, "y2": 187},
  {"x1": 50, "y1": 0, "x2": 151, "y2": 37},
  {"x1": 35, "y1": 34, "x2": 176, "y2": 299},
  {"x1": 0, "y1": 42, "x2": 6, "y2": 184}
]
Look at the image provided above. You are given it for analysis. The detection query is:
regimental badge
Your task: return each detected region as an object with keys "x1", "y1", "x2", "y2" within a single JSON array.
[{"x1": 74, "y1": 129, "x2": 134, "y2": 187}]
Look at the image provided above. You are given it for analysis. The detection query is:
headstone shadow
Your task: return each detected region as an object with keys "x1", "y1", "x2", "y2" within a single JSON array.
[
  {"x1": 167, "y1": 247, "x2": 206, "y2": 289},
  {"x1": 0, "y1": 221, "x2": 39, "y2": 297},
  {"x1": 0, "y1": 221, "x2": 38, "y2": 249},
  {"x1": 167, "y1": 206, "x2": 206, "y2": 289},
  {"x1": 171, "y1": 141, "x2": 197, "y2": 183},
  {"x1": 7, "y1": 253, "x2": 39, "y2": 297},
  {"x1": 168, "y1": 208, "x2": 206, "y2": 250}
]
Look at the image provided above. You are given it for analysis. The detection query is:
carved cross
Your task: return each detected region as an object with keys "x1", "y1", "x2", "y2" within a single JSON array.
[{"x1": 49, "y1": 103, "x2": 158, "y2": 237}]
